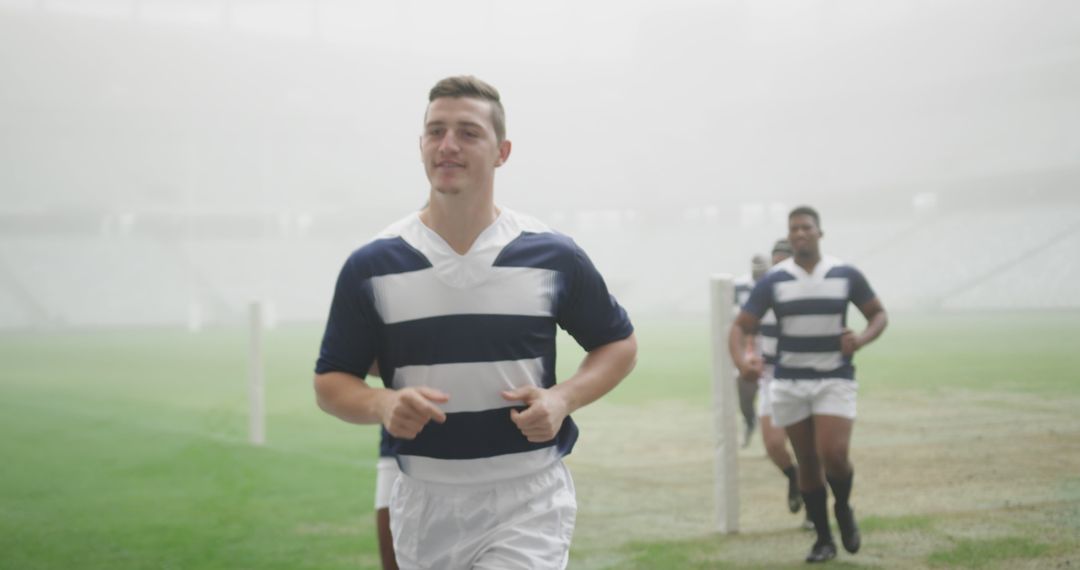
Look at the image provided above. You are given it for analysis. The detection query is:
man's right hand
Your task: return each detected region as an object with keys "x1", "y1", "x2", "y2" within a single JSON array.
[
  {"x1": 737, "y1": 354, "x2": 764, "y2": 383},
  {"x1": 381, "y1": 387, "x2": 449, "y2": 440}
]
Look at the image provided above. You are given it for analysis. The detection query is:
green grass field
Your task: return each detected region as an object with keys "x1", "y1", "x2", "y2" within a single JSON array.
[{"x1": 2, "y1": 311, "x2": 1079, "y2": 569}]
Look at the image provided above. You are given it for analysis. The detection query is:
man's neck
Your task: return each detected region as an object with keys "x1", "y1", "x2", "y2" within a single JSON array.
[
  {"x1": 794, "y1": 252, "x2": 821, "y2": 273},
  {"x1": 420, "y1": 191, "x2": 499, "y2": 255}
]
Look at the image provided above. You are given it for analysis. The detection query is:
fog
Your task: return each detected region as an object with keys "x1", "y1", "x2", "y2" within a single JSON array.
[{"x1": 1, "y1": 0, "x2": 1078, "y2": 329}]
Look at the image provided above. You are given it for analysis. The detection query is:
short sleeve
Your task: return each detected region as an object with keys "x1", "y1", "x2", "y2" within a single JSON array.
[
  {"x1": 847, "y1": 266, "x2": 876, "y2": 307},
  {"x1": 314, "y1": 257, "x2": 379, "y2": 377},
  {"x1": 742, "y1": 277, "x2": 774, "y2": 318},
  {"x1": 556, "y1": 245, "x2": 634, "y2": 351}
]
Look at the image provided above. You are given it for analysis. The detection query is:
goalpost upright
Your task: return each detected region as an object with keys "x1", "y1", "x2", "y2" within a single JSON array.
[
  {"x1": 709, "y1": 274, "x2": 739, "y2": 533},
  {"x1": 249, "y1": 301, "x2": 266, "y2": 446}
]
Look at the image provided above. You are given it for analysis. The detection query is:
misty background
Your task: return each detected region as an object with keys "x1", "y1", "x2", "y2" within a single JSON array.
[{"x1": 1, "y1": 0, "x2": 1078, "y2": 330}]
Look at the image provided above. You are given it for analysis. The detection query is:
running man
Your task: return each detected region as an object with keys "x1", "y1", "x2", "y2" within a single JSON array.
[
  {"x1": 314, "y1": 76, "x2": 637, "y2": 569},
  {"x1": 730, "y1": 206, "x2": 887, "y2": 563}
]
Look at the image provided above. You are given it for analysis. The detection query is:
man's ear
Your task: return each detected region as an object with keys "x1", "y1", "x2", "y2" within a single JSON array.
[{"x1": 495, "y1": 139, "x2": 512, "y2": 167}]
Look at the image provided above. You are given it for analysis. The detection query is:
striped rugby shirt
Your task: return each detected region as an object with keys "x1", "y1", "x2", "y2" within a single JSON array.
[
  {"x1": 734, "y1": 273, "x2": 779, "y2": 367},
  {"x1": 742, "y1": 256, "x2": 876, "y2": 380},
  {"x1": 733, "y1": 274, "x2": 754, "y2": 309},
  {"x1": 316, "y1": 208, "x2": 633, "y2": 484}
]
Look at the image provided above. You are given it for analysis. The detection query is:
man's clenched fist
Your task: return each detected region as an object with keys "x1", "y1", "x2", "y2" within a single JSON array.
[
  {"x1": 382, "y1": 387, "x2": 449, "y2": 440},
  {"x1": 502, "y1": 385, "x2": 569, "y2": 443}
]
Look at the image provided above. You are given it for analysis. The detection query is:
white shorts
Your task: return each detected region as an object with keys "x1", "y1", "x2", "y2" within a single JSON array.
[
  {"x1": 769, "y1": 378, "x2": 858, "y2": 428},
  {"x1": 390, "y1": 460, "x2": 577, "y2": 570},
  {"x1": 374, "y1": 457, "x2": 400, "y2": 510}
]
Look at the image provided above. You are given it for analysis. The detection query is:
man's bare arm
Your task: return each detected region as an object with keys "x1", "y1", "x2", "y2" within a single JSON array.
[
  {"x1": 314, "y1": 371, "x2": 449, "y2": 440},
  {"x1": 841, "y1": 298, "x2": 888, "y2": 356},
  {"x1": 502, "y1": 333, "x2": 638, "y2": 443},
  {"x1": 729, "y1": 311, "x2": 764, "y2": 381}
]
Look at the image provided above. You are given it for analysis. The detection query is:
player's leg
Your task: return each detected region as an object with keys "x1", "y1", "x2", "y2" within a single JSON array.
[
  {"x1": 376, "y1": 508, "x2": 397, "y2": 570},
  {"x1": 813, "y1": 380, "x2": 860, "y2": 555},
  {"x1": 374, "y1": 457, "x2": 400, "y2": 570},
  {"x1": 785, "y1": 417, "x2": 834, "y2": 562},
  {"x1": 772, "y1": 381, "x2": 835, "y2": 562},
  {"x1": 815, "y1": 414, "x2": 858, "y2": 554},
  {"x1": 763, "y1": 414, "x2": 811, "y2": 526},
  {"x1": 814, "y1": 414, "x2": 853, "y2": 478},
  {"x1": 758, "y1": 380, "x2": 801, "y2": 514},
  {"x1": 762, "y1": 415, "x2": 808, "y2": 516},
  {"x1": 761, "y1": 415, "x2": 794, "y2": 472}
]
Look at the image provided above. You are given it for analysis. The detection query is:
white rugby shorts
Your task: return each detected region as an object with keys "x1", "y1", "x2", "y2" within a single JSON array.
[
  {"x1": 769, "y1": 378, "x2": 858, "y2": 428},
  {"x1": 374, "y1": 456, "x2": 400, "y2": 510},
  {"x1": 390, "y1": 459, "x2": 577, "y2": 570}
]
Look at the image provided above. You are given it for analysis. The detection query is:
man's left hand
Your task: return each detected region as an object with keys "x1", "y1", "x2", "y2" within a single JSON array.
[
  {"x1": 840, "y1": 328, "x2": 860, "y2": 357},
  {"x1": 502, "y1": 385, "x2": 570, "y2": 443}
]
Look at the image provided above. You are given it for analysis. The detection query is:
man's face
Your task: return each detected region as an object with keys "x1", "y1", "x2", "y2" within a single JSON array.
[
  {"x1": 420, "y1": 97, "x2": 510, "y2": 196},
  {"x1": 751, "y1": 256, "x2": 768, "y2": 280},
  {"x1": 788, "y1": 214, "x2": 822, "y2": 257}
]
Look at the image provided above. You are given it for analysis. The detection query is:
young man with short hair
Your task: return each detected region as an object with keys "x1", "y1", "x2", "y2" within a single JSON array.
[
  {"x1": 314, "y1": 76, "x2": 637, "y2": 569},
  {"x1": 730, "y1": 207, "x2": 887, "y2": 563}
]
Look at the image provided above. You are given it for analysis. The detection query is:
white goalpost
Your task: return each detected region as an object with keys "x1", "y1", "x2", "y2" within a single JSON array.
[
  {"x1": 248, "y1": 301, "x2": 266, "y2": 446},
  {"x1": 709, "y1": 274, "x2": 739, "y2": 533}
]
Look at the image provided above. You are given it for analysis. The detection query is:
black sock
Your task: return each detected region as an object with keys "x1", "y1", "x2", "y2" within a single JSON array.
[
  {"x1": 827, "y1": 470, "x2": 854, "y2": 511},
  {"x1": 782, "y1": 466, "x2": 798, "y2": 490},
  {"x1": 802, "y1": 486, "x2": 832, "y2": 544}
]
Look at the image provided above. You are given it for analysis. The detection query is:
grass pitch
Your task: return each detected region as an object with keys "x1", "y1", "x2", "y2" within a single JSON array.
[{"x1": 1, "y1": 311, "x2": 1079, "y2": 569}]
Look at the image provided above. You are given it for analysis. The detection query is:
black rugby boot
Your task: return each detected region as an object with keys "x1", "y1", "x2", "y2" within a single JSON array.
[
  {"x1": 805, "y1": 540, "x2": 837, "y2": 563},
  {"x1": 834, "y1": 504, "x2": 861, "y2": 554}
]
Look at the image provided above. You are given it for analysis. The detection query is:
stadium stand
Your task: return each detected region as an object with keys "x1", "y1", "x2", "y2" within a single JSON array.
[{"x1": 2, "y1": 2, "x2": 1077, "y2": 330}]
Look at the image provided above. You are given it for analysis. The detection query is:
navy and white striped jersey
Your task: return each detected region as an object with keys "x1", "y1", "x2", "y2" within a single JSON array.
[
  {"x1": 742, "y1": 256, "x2": 875, "y2": 380},
  {"x1": 733, "y1": 274, "x2": 754, "y2": 310},
  {"x1": 759, "y1": 305, "x2": 780, "y2": 367},
  {"x1": 735, "y1": 273, "x2": 780, "y2": 366},
  {"x1": 316, "y1": 208, "x2": 633, "y2": 484}
]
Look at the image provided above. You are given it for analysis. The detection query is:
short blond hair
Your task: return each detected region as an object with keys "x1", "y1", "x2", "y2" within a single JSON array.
[{"x1": 427, "y1": 76, "x2": 506, "y2": 142}]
